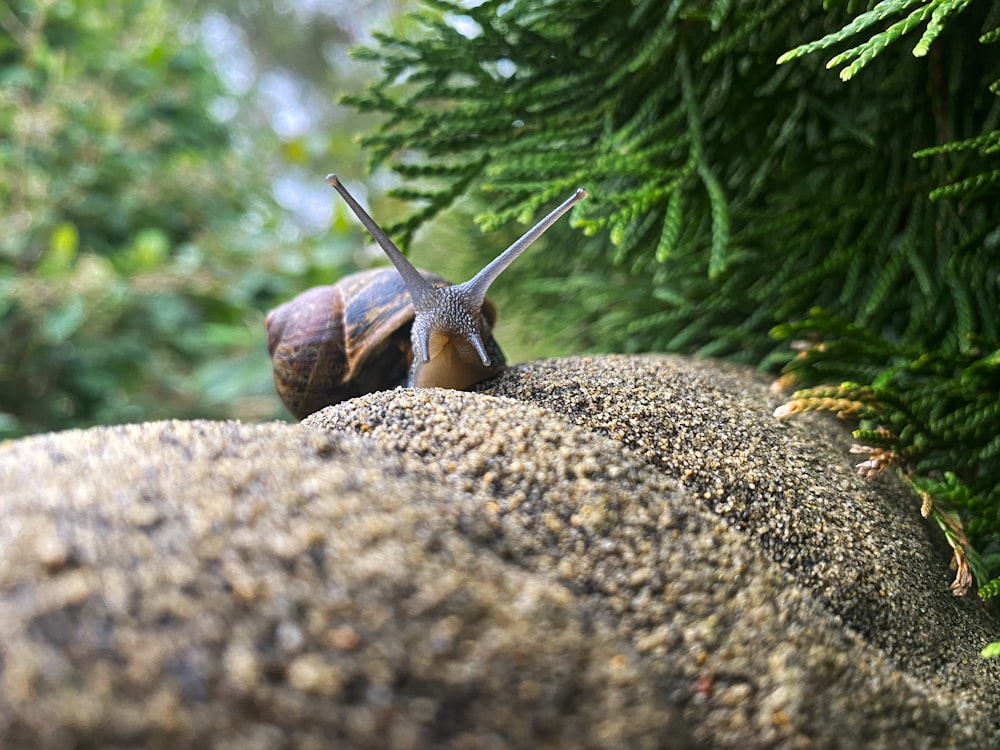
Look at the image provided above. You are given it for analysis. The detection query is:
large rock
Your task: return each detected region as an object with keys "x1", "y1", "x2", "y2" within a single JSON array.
[
  {"x1": 0, "y1": 420, "x2": 685, "y2": 749},
  {"x1": 1, "y1": 354, "x2": 997, "y2": 748}
]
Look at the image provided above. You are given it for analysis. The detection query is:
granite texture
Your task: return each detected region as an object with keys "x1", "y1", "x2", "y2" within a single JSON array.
[{"x1": 1, "y1": 354, "x2": 997, "y2": 749}]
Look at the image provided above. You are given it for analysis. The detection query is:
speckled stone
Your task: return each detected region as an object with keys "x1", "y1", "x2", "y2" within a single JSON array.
[
  {"x1": 307, "y1": 354, "x2": 1000, "y2": 748},
  {"x1": 2, "y1": 354, "x2": 998, "y2": 749},
  {"x1": 479, "y1": 356, "x2": 998, "y2": 669},
  {"x1": 0, "y1": 420, "x2": 691, "y2": 749}
]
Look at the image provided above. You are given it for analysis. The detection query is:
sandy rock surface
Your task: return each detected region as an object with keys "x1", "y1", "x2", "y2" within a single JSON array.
[{"x1": 1, "y1": 354, "x2": 997, "y2": 749}]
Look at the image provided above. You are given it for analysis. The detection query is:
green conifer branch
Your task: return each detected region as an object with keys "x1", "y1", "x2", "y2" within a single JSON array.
[
  {"x1": 778, "y1": 0, "x2": 975, "y2": 80},
  {"x1": 981, "y1": 24, "x2": 1000, "y2": 43}
]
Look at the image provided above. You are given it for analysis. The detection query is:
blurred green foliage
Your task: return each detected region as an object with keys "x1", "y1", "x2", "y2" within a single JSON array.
[
  {"x1": 0, "y1": 0, "x2": 383, "y2": 436},
  {"x1": 2, "y1": 0, "x2": 257, "y2": 434}
]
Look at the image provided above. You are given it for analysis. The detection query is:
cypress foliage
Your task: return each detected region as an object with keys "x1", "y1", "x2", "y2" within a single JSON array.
[{"x1": 347, "y1": 1, "x2": 1000, "y2": 598}]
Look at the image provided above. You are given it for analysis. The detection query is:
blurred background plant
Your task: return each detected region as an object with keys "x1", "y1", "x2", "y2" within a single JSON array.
[{"x1": 0, "y1": 0, "x2": 410, "y2": 436}]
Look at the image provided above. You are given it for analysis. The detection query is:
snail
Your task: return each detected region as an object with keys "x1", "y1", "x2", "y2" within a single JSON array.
[{"x1": 266, "y1": 174, "x2": 587, "y2": 419}]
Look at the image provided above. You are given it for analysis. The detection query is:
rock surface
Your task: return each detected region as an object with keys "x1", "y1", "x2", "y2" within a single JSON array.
[{"x1": 1, "y1": 354, "x2": 997, "y2": 749}]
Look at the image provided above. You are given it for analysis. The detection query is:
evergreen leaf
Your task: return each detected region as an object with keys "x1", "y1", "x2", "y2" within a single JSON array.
[
  {"x1": 913, "y1": 0, "x2": 973, "y2": 56},
  {"x1": 777, "y1": 0, "x2": 926, "y2": 64},
  {"x1": 928, "y1": 169, "x2": 1000, "y2": 200},
  {"x1": 913, "y1": 130, "x2": 1000, "y2": 156},
  {"x1": 656, "y1": 188, "x2": 685, "y2": 262},
  {"x1": 980, "y1": 579, "x2": 1000, "y2": 601},
  {"x1": 701, "y1": 164, "x2": 731, "y2": 278},
  {"x1": 781, "y1": 0, "x2": 977, "y2": 79}
]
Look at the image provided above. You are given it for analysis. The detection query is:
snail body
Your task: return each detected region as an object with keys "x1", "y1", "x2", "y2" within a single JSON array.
[{"x1": 266, "y1": 175, "x2": 587, "y2": 419}]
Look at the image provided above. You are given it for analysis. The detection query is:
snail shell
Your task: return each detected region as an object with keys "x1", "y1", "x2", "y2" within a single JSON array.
[{"x1": 265, "y1": 267, "x2": 498, "y2": 419}]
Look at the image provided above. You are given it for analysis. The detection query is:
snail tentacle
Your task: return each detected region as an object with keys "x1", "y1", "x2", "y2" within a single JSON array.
[
  {"x1": 325, "y1": 174, "x2": 437, "y2": 311},
  {"x1": 317, "y1": 176, "x2": 588, "y2": 395},
  {"x1": 458, "y1": 187, "x2": 588, "y2": 309}
]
